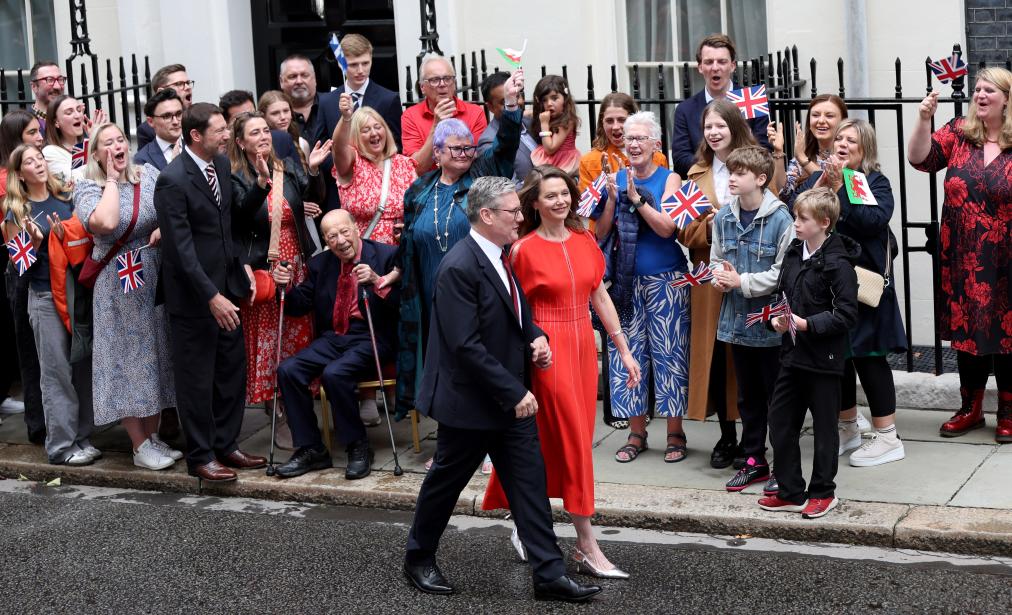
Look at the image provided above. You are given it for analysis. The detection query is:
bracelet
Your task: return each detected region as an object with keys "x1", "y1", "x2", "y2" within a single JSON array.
[
  {"x1": 607, "y1": 330, "x2": 623, "y2": 339},
  {"x1": 797, "y1": 157, "x2": 810, "y2": 167},
  {"x1": 538, "y1": 130, "x2": 552, "y2": 137},
  {"x1": 772, "y1": 152, "x2": 785, "y2": 159}
]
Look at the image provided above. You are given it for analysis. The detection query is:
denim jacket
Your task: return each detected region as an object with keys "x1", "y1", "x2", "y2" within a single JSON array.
[{"x1": 710, "y1": 189, "x2": 795, "y2": 347}]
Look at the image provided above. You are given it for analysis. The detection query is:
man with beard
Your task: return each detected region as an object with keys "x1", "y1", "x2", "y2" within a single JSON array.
[
  {"x1": 280, "y1": 55, "x2": 324, "y2": 145},
  {"x1": 29, "y1": 61, "x2": 66, "y2": 139},
  {"x1": 137, "y1": 64, "x2": 194, "y2": 150}
]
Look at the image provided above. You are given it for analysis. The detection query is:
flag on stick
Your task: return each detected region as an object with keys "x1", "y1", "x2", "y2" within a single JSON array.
[
  {"x1": 661, "y1": 180, "x2": 712, "y2": 229},
  {"x1": 725, "y1": 84, "x2": 769, "y2": 119},
  {"x1": 928, "y1": 54, "x2": 967, "y2": 84},
  {"x1": 842, "y1": 168, "x2": 878, "y2": 205},
  {"x1": 5, "y1": 230, "x2": 36, "y2": 276},
  {"x1": 116, "y1": 248, "x2": 145, "y2": 293},
  {"x1": 330, "y1": 34, "x2": 348, "y2": 76},
  {"x1": 669, "y1": 262, "x2": 716, "y2": 288},
  {"x1": 496, "y1": 39, "x2": 528, "y2": 68},
  {"x1": 577, "y1": 172, "x2": 607, "y2": 217}
]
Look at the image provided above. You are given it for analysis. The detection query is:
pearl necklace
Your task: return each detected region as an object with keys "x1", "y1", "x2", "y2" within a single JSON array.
[{"x1": 433, "y1": 182, "x2": 456, "y2": 252}]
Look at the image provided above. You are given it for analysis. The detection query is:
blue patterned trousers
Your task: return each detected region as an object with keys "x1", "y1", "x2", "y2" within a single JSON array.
[{"x1": 608, "y1": 270, "x2": 690, "y2": 418}]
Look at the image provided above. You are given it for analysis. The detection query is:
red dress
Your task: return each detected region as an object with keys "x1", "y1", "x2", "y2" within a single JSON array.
[
  {"x1": 336, "y1": 153, "x2": 415, "y2": 245},
  {"x1": 242, "y1": 199, "x2": 314, "y2": 404},
  {"x1": 912, "y1": 118, "x2": 1012, "y2": 355},
  {"x1": 482, "y1": 230, "x2": 605, "y2": 517}
]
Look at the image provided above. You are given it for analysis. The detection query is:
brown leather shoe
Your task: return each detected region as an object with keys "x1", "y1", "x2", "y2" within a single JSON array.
[
  {"x1": 189, "y1": 460, "x2": 237, "y2": 482},
  {"x1": 221, "y1": 449, "x2": 268, "y2": 469}
]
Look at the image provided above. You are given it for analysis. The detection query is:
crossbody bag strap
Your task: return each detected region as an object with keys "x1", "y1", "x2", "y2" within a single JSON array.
[
  {"x1": 100, "y1": 182, "x2": 141, "y2": 265},
  {"x1": 267, "y1": 167, "x2": 285, "y2": 262},
  {"x1": 362, "y1": 157, "x2": 392, "y2": 240}
]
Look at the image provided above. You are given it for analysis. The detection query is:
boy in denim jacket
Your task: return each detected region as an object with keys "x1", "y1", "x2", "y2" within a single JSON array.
[{"x1": 710, "y1": 146, "x2": 795, "y2": 493}]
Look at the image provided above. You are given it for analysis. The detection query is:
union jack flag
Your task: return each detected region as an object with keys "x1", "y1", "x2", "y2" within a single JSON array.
[
  {"x1": 928, "y1": 55, "x2": 968, "y2": 85},
  {"x1": 782, "y1": 296, "x2": 798, "y2": 344},
  {"x1": 670, "y1": 261, "x2": 716, "y2": 289},
  {"x1": 661, "y1": 180, "x2": 712, "y2": 229},
  {"x1": 725, "y1": 84, "x2": 769, "y2": 119},
  {"x1": 71, "y1": 139, "x2": 88, "y2": 169},
  {"x1": 5, "y1": 229, "x2": 36, "y2": 276},
  {"x1": 116, "y1": 248, "x2": 145, "y2": 293},
  {"x1": 577, "y1": 172, "x2": 607, "y2": 217},
  {"x1": 745, "y1": 296, "x2": 789, "y2": 328}
]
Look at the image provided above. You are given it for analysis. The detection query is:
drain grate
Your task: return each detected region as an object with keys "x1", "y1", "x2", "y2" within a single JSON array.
[{"x1": 888, "y1": 346, "x2": 959, "y2": 374}]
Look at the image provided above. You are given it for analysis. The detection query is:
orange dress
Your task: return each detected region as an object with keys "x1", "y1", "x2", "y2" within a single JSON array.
[{"x1": 482, "y1": 230, "x2": 605, "y2": 517}]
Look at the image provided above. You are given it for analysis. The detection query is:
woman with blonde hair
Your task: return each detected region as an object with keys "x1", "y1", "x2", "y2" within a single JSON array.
[{"x1": 75, "y1": 122, "x2": 179, "y2": 469}]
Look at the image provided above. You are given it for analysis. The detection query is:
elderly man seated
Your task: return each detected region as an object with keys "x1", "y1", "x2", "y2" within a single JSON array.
[{"x1": 270, "y1": 209, "x2": 399, "y2": 480}]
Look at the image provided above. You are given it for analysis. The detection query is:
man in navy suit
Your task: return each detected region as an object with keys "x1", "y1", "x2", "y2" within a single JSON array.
[
  {"x1": 134, "y1": 89, "x2": 183, "y2": 171},
  {"x1": 137, "y1": 63, "x2": 193, "y2": 150},
  {"x1": 477, "y1": 71, "x2": 536, "y2": 187},
  {"x1": 270, "y1": 209, "x2": 399, "y2": 481},
  {"x1": 670, "y1": 33, "x2": 771, "y2": 177},
  {"x1": 402, "y1": 177, "x2": 601, "y2": 603},
  {"x1": 317, "y1": 33, "x2": 403, "y2": 212}
]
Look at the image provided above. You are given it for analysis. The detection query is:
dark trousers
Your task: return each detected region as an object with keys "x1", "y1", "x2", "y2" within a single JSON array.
[
  {"x1": 709, "y1": 341, "x2": 737, "y2": 441},
  {"x1": 168, "y1": 314, "x2": 246, "y2": 469},
  {"x1": 730, "y1": 344, "x2": 781, "y2": 462},
  {"x1": 956, "y1": 351, "x2": 1012, "y2": 392},
  {"x1": 277, "y1": 324, "x2": 383, "y2": 449},
  {"x1": 841, "y1": 355, "x2": 896, "y2": 417},
  {"x1": 406, "y1": 418, "x2": 567, "y2": 584},
  {"x1": 4, "y1": 267, "x2": 44, "y2": 438},
  {"x1": 768, "y1": 366, "x2": 841, "y2": 503}
]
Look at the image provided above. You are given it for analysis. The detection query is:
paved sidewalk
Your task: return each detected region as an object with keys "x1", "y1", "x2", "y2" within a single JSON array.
[{"x1": 0, "y1": 401, "x2": 1009, "y2": 556}]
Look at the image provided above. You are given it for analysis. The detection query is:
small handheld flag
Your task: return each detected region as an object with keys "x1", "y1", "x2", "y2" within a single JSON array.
[
  {"x1": 71, "y1": 139, "x2": 88, "y2": 170},
  {"x1": 661, "y1": 180, "x2": 712, "y2": 229},
  {"x1": 725, "y1": 84, "x2": 769, "y2": 119},
  {"x1": 842, "y1": 168, "x2": 878, "y2": 205},
  {"x1": 781, "y1": 296, "x2": 798, "y2": 344},
  {"x1": 116, "y1": 248, "x2": 145, "y2": 293},
  {"x1": 5, "y1": 230, "x2": 37, "y2": 276},
  {"x1": 495, "y1": 39, "x2": 528, "y2": 69},
  {"x1": 928, "y1": 54, "x2": 968, "y2": 85},
  {"x1": 670, "y1": 262, "x2": 716, "y2": 289},
  {"x1": 330, "y1": 34, "x2": 348, "y2": 75},
  {"x1": 745, "y1": 296, "x2": 790, "y2": 329},
  {"x1": 577, "y1": 172, "x2": 607, "y2": 217}
]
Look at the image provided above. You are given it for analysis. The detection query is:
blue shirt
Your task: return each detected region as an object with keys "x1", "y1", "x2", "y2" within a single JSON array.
[
  {"x1": 625, "y1": 167, "x2": 687, "y2": 276},
  {"x1": 4, "y1": 195, "x2": 74, "y2": 292}
]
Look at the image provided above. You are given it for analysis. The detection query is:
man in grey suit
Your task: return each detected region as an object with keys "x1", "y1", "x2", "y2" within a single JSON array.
[{"x1": 477, "y1": 71, "x2": 536, "y2": 187}]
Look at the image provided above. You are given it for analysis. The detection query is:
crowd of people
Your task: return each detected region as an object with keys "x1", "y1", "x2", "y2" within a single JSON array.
[{"x1": 1, "y1": 29, "x2": 1010, "y2": 601}]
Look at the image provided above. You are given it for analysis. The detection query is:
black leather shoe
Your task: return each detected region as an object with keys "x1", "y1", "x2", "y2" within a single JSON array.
[
  {"x1": 534, "y1": 574, "x2": 602, "y2": 602},
  {"x1": 403, "y1": 562, "x2": 454, "y2": 595},
  {"x1": 345, "y1": 440, "x2": 374, "y2": 480},
  {"x1": 275, "y1": 446, "x2": 333, "y2": 479},
  {"x1": 710, "y1": 438, "x2": 738, "y2": 469},
  {"x1": 732, "y1": 445, "x2": 747, "y2": 470}
]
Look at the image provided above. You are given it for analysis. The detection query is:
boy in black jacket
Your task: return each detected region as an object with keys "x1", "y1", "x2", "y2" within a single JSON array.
[{"x1": 759, "y1": 187, "x2": 859, "y2": 519}]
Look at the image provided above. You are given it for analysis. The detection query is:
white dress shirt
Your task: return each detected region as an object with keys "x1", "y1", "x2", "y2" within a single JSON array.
[
  {"x1": 713, "y1": 155, "x2": 731, "y2": 207},
  {"x1": 469, "y1": 228, "x2": 521, "y2": 321},
  {"x1": 155, "y1": 135, "x2": 178, "y2": 162}
]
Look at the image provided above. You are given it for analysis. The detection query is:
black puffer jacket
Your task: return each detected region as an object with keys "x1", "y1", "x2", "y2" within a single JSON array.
[{"x1": 774, "y1": 232, "x2": 860, "y2": 375}]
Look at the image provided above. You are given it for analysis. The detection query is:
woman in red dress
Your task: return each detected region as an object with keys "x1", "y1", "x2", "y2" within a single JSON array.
[
  {"x1": 909, "y1": 67, "x2": 1012, "y2": 442},
  {"x1": 482, "y1": 165, "x2": 641, "y2": 578}
]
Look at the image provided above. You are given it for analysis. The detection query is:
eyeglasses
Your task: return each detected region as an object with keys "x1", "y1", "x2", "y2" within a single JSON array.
[
  {"x1": 493, "y1": 206, "x2": 523, "y2": 221},
  {"x1": 445, "y1": 145, "x2": 477, "y2": 158},
  {"x1": 163, "y1": 80, "x2": 195, "y2": 90},
  {"x1": 425, "y1": 75, "x2": 455, "y2": 87},
  {"x1": 623, "y1": 135, "x2": 654, "y2": 144},
  {"x1": 33, "y1": 76, "x2": 66, "y2": 87},
  {"x1": 154, "y1": 111, "x2": 183, "y2": 121}
]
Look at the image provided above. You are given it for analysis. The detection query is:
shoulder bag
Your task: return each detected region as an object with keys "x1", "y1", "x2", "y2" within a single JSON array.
[{"x1": 78, "y1": 182, "x2": 141, "y2": 289}]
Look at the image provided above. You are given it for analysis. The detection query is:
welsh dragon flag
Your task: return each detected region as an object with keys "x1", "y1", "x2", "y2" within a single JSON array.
[
  {"x1": 842, "y1": 168, "x2": 877, "y2": 205},
  {"x1": 496, "y1": 39, "x2": 527, "y2": 68}
]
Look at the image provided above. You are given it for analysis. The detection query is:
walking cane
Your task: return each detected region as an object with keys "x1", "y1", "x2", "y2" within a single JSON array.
[
  {"x1": 360, "y1": 283, "x2": 404, "y2": 476},
  {"x1": 265, "y1": 260, "x2": 289, "y2": 477}
]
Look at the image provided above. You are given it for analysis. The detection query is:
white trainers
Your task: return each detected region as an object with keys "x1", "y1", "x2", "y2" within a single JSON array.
[
  {"x1": 360, "y1": 398, "x2": 382, "y2": 427},
  {"x1": 63, "y1": 450, "x2": 94, "y2": 466},
  {"x1": 838, "y1": 421, "x2": 861, "y2": 455},
  {"x1": 0, "y1": 398, "x2": 25, "y2": 414},
  {"x1": 133, "y1": 439, "x2": 175, "y2": 470},
  {"x1": 80, "y1": 444, "x2": 103, "y2": 462},
  {"x1": 149, "y1": 434, "x2": 184, "y2": 461},
  {"x1": 849, "y1": 432, "x2": 905, "y2": 467},
  {"x1": 856, "y1": 411, "x2": 873, "y2": 434}
]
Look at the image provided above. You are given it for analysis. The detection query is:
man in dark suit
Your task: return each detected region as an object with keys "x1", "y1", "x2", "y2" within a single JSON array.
[
  {"x1": 403, "y1": 177, "x2": 601, "y2": 603},
  {"x1": 137, "y1": 63, "x2": 193, "y2": 150},
  {"x1": 670, "y1": 33, "x2": 771, "y2": 176},
  {"x1": 134, "y1": 89, "x2": 183, "y2": 171},
  {"x1": 269, "y1": 209, "x2": 399, "y2": 480},
  {"x1": 477, "y1": 71, "x2": 536, "y2": 187},
  {"x1": 218, "y1": 90, "x2": 302, "y2": 168},
  {"x1": 154, "y1": 102, "x2": 267, "y2": 482},
  {"x1": 317, "y1": 33, "x2": 403, "y2": 212}
]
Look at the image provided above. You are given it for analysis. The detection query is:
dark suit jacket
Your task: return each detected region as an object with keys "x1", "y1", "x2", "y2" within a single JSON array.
[
  {"x1": 134, "y1": 139, "x2": 169, "y2": 171},
  {"x1": 416, "y1": 234, "x2": 544, "y2": 430},
  {"x1": 154, "y1": 150, "x2": 250, "y2": 317},
  {"x1": 671, "y1": 89, "x2": 772, "y2": 177},
  {"x1": 317, "y1": 82, "x2": 404, "y2": 212},
  {"x1": 283, "y1": 240, "x2": 400, "y2": 352},
  {"x1": 477, "y1": 116, "x2": 534, "y2": 185},
  {"x1": 136, "y1": 121, "x2": 156, "y2": 150}
]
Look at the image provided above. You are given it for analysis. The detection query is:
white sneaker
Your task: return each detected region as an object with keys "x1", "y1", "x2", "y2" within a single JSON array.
[
  {"x1": 510, "y1": 527, "x2": 528, "y2": 563},
  {"x1": 360, "y1": 398, "x2": 382, "y2": 427},
  {"x1": 63, "y1": 450, "x2": 94, "y2": 466},
  {"x1": 149, "y1": 434, "x2": 184, "y2": 461},
  {"x1": 133, "y1": 439, "x2": 175, "y2": 470},
  {"x1": 80, "y1": 444, "x2": 103, "y2": 461},
  {"x1": 838, "y1": 421, "x2": 861, "y2": 455},
  {"x1": 0, "y1": 398, "x2": 25, "y2": 414},
  {"x1": 850, "y1": 432, "x2": 905, "y2": 467},
  {"x1": 856, "y1": 411, "x2": 873, "y2": 434}
]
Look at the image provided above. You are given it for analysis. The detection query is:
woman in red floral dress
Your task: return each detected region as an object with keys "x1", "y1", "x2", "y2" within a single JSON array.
[{"x1": 909, "y1": 67, "x2": 1012, "y2": 442}]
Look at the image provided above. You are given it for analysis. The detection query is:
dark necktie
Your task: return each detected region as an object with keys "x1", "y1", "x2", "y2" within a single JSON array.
[
  {"x1": 206, "y1": 164, "x2": 221, "y2": 206},
  {"x1": 500, "y1": 250, "x2": 520, "y2": 319},
  {"x1": 332, "y1": 262, "x2": 356, "y2": 334},
  {"x1": 351, "y1": 92, "x2": 363, "y2": 111}
]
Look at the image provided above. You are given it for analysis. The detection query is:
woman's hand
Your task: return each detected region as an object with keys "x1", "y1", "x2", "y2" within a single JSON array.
[
  {"x1": 303, "y1": 201, "x2": 322, "y2": 218},
  {"x1": 768, "y1": 121, "x2": 783, "y2": 154},
  {"x1": 793, "y1": 121, "x2": 806, "y2": 161},
  {"x1": 85, "y1": 108, "x2": 108, "y2": 132},
  {"x1": 604, "y1": 170, "x2": 619, "y2": 203},
  {"x1": 26, "y1": 219, "x2": 44, "y2": 244},
  {"x1": 625, "y1": 165, "x2": 642, "y2": 206},
  {"x1": 822, "y1": 158, "x2": 844, "y2": 191},
  {"x1": 255, "y1": 152, "x2": 271, "y2": 188},
  {"x1": 376, "y1": 268, "x2": 401, "y2": 289},
  {"x1": 621, "y1": 352, "x2": 642, "y2": 389},
  {"x1": 338, "y1": 92, "x2": 355, "y2": 120},
  {"x1": 148, "y1": 228, "x2": 161, "y2": 247},
  {"x1": 105, "y1": 149, "x2": 122, "y2": 183},
  {"x1": 46, "y1": 213, "x2": 65, "y2": 241},
  {"x1": 245, "y1": 264, "x2": 256, "y2": 304},
  {"x1": 307, "y1": 139, "x2": 332, "y2": 173},
  {"x1": 918, "y1": 91, "x2": 940, "y2": 121}
]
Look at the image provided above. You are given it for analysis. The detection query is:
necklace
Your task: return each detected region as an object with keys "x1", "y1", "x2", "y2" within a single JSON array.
[{"x1": 433, "y1": 182, "x2": 456, "y2": 252}]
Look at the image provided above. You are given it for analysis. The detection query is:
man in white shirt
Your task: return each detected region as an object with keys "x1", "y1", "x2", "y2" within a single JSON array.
[{"x1": 134, "y1": 89, "x2": 183, "y2": 171}]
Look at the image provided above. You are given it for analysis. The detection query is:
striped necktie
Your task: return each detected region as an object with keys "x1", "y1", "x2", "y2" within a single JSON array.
[
  {"x1": 351, "y1": 91, "x2": 363, "y2": 111},
  {"x1": 206, "y1": 164, "x2": 221, "y2": 206}
]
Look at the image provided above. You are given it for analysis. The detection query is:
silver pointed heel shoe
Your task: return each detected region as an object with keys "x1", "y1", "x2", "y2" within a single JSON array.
[
  {"x1": 573, "y1": 548, "x2": 630, "y2": 579},
  {"x1": 510, "y1": 527, "x2": 528, "y2": 563}
]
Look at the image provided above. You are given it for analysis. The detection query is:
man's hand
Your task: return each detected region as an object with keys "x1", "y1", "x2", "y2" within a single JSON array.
[
  {"x1": 504, "y1": 68, "x2": 524, "y2": 104},
  {"x1": 530, "y1": 335, "x2": 552, "y2": 369},
  {"x1": 352, "y1": 262, "x2": 379, "y2": 286},
  {"x1": 272, "y1": 262, "x2": 292, "y2": 287},
  {"x1": 433, "y1": 98, "x2": 456, "y2": 123},
  {"x1": 513, "y1": 391, "x2": 539, "y2": 419},
  {"x1": 244, "y1": 264, "x2": 256, "y2": 304},
  {"x1": 712, "y1": 260, "x2": 741, "y2": 290},
  {"x1": 209, "y1": 293, "x2": 240, "y2": 331},
  {"x1": 338, "y1": 92, "x2": 355, "y2": 120}
]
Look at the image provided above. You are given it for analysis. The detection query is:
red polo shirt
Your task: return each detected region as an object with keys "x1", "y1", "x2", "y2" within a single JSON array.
[{"x1": 401, "y1": 96, "x2": 488, "y2": 167}]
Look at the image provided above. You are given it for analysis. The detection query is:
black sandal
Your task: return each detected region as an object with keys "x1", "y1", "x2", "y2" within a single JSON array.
[
  {"x1": 614, "y1": 432, "x2": 647, "y2": 463},
  {"x1": 664, "y1": 432, "x2": 688, "y2": 463}
]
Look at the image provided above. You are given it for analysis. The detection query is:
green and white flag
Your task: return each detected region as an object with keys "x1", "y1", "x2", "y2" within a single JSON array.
[
  {"x1": 842, "y1": 168, "x2": 877, "y2": 205},
  {"x1": 496, "y1": 39, "x2": 527, "y2": 68}
]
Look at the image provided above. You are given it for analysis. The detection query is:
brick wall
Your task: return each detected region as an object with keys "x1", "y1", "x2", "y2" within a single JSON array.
[{"x1": 966, "y1": 0, "x2": 1012, "y2": 69}]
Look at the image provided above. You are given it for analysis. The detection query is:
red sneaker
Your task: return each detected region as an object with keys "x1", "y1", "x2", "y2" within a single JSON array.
[
  {"x1": 757, "y1": 495, "x2": 806, "y2": 512},
  {"x1": 801, "y1": 496, "x2": 839, "y2": 519}
]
